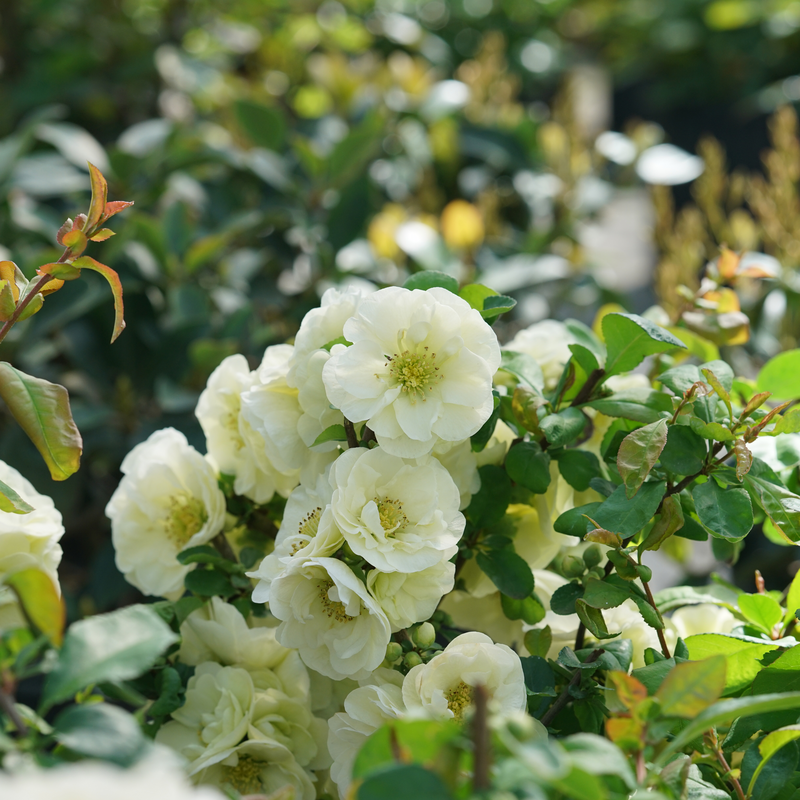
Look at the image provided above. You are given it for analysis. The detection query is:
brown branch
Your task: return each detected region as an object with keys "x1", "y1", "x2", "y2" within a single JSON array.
[
  {"x1": 0, "y1": 684, "x2": 28, "y2": 737},
  {"x1": 570, "y1": 368, "x2": 606, "y2": 408},
  {"x1": 705, "y1": 729, "x2": 745, "y2": 800},
  {"x1": 343, "y1": 419, "x2": 359, "y2": 449},
  {"x1": 641, "y1": 578, "x2": 670, "y2": 659}
]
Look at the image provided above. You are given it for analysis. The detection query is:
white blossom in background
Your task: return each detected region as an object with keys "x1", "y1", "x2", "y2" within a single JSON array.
[
  {"x1": 328, "y1": 669, "x2": 405, "y2": 798},
  {"x1": 367, "y1": 559, "x2": 455, "y2": 631},
  {"x1": 504, "y1": 320, "x2": 577, "y2": 389},
  {"x1": 0, "y1": 459, "x2": 63, "y2": 588},
  {"x1": 322, "y1": 287, "x2": 501, "y2": 458},
  {"x1": 105, "y1": 428, "x2": 226, "y2": 600},
  {"x1": 196, "y1": 354, "x2": 295, "y2": 504},
  {"x1": 403, "y1": 632, "x2": 526, "y2": 721},
  {"x1": 329, "y1": 446, "x2": 464, "y2": 573},
  {"x1": 265, "y1": 557, "x2": 391, "y2": 681},
  {"x1": 0, "y1": 751, "x2": 226, "y2": 800},
  {"x1": 431, "y1": 438, "x2": 480, "y2": 510},
  {"x1": 667, "y1": 603, "x2": 736, "y2": 647}
]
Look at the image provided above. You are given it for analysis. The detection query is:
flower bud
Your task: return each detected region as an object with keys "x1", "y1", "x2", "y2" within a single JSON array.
[
  {"x1": 404, "y1": 651, "x2": 423, "y2": 669},
  {"x1": 412, "y1": 622, "x2": 436, "y2": 649},
  {"x1": 636, "y1": 564, "x2": 653, "y2": 583},
  {"x1": 583, "y1": 545, "x2": 602, "y2": 569},
  {"x1": 385, "y1": 642, "x2": 403, "y2": 663},
  {"x1": 561, "y1": 554, "x2": 585, "y2": 578}
]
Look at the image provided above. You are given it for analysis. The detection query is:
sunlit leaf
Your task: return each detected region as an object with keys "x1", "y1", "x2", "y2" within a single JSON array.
[
  {"x1": 72, "y1": 256, "x2": 125, "y2": 342},
  {"x1": 655, "y1": 656, "x2": 726, "y2": 718},
  {"x1": 5, "y1": 568, "x2": 65, "y2": 646},
  {"x1": 617, "y1": 419, "x2": 668, "y2": 498},
  {"x1": 84, "y1": 162, "x2": 108, "y2": 232}
]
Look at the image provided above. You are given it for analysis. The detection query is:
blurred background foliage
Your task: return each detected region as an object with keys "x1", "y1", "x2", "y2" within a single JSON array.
[{"x1": 4, "y1": 0, "x2": 800, "y2": 614}]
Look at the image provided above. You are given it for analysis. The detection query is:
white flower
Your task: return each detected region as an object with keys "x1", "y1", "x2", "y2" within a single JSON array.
[
  {"x1": 329, "y1": 447, "x2": 465, "y2": 573},
  {"x1": 267, "y1": 557, "x2": 392, "y2": 681},
  {"x1": 196, "y1": 354, "x2": 297, "y2": 504},
  {"x1": 322, "y1": 287, "x2": 501, "y2": 458},
  {"x1": 504, "y1": 320, "x2": 577, "y2": 389},
  {"x1": 597, "y1": 600, "x2": 662, "y2": 669},
  {"x1": 402, "y1": 632, "x2": 526, "y2": 721},
  {"x1": 524, "y1": 569, "x2": 581, "y2": 659},
  {"x1": 0, "y1": 752, "x2": 226, "y2": 800},
  {"x1": 105, "y1": 428, "x2": 226, "y2": 600},
  {"x1": 248, "y1": 472, "x2": 343, "y2": 604},
  {"x1": 438, "y1": 592, "x2": 522, "y2": 649},
  {"x1": 178, "y1": 597, "x2": 300, "y2": 676},
  {"x1": 667, "y1": 603, "x2": 736, "y2": 643},
  {"x1": 0, "y1": 460, "x2": 63, "y2": 588},
  {"x1": 328, "y1": 670, "x2": 405, "y2": 798},
  {"x1": 431, "y1": 438, "x2": 480, "y2": 510},
  {"x1": 367, "y1": 559, "x2": 455, "y2": 631},
  {"x1": 194, "y1": 740, "x2": 316, "y2": 800}
]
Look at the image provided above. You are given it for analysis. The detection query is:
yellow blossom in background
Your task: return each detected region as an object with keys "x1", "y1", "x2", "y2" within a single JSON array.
[
  {"x1": 367, "y1": 204, "x2": 407, "y2": 260},
  {"x1": 440, "y1": 200, "x2": 484, "y2": 250}
]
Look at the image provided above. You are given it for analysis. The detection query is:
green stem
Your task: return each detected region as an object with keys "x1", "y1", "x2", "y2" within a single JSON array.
[{"x1": 641, "y1": 578, "x2": 670, "y2": 658}]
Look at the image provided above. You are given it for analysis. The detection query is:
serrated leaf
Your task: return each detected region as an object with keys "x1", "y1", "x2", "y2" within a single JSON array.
[
  {"x1": 72, "y1": 256, "x2": 125, "y2": 342},
  {"x1": 476, "y1": 548, "x2": 534, "y2": 599},
  {"x1": 749, "y1": 726, "x2": 800, "y2": 799},
  {"x1": 0, "y1": 363, "x2": 81, "y2": 480},
  {"x1": 602, "y1": 313, "x2": 686, "y2": 377},
  {"x1": 693, "y1": 479, "x2": 753, "y2": 540},
  {"x1": 5, "y1": 568, "x2": 65, "y2": 646},
  {"x1": 481, "y1": 293, "x2": 516, "y2": 321},
  {"x1": 405, "y1": 270, "x2": 459, "y2": 293},
  {"x1": 540, "y1": 407, "x2": 587, "y2": 448},
  {"x1": 586, "y1": 387, "x2": 673, "y2": 423},
  {"x1": 617, "y1": 419, "x2": 668, "y2": 498},
  {"x1": 184, "y1": 568, "x2": 235, "y2": 597},
  {"x1": 312, "y1": 423, "x2": 348, "y2": 446},
  {"x1": 458, "y1": 282, "x2": 496, "y2": 311},
  {"x1": 655, "y1": 656, "x2": 726, "y2": 718},
  {"x1": 42, "y1": 605, "x2": 178, "y2": 711},
  {"x1": 505, "y1": 441, "x2": 551, "y2": 493},
  {"x1": 89, "y1": 228, "x2": 115, "y2": 242},
  {"x1": 569, "y1": 343, "x2": 600, "y2": 374},
  {"x1": 591, "y1": 481, "x2": 667, "y2": 538},
  {"x1": 0, "y1": 281, "x2": 16, "y2": 320},
  {"x1": 551, "y1": 582, "x2": 584, "y2": 615},
  {"x1": 37, "y1": 261, "x2": 82, "y2": 281}
]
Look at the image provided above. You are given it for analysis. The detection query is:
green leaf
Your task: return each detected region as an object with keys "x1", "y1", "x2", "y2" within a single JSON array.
[
  {"x1": 693, "y1": 479, "x2": 753, "y2": 540},
  {"x1": 0, "y1": 478, "x2": 33, "y2": 514},
  {"x1": 591, "y1": 481, "x2": 667, "y2": 538},
  {"x1": 71, "y1": 256, "x2": 126, "y2": 343},
  {"x1": 551, "y1": 582, "x2": 584, "y2": 615},
  {"x1": 149, "y1": 666, "x2": 184, "y2": 717},
  {"x1": 311, "y1": 423, "x2": 348, "y2": 447},
  {"x1": 658, "y1": 364, "x2": 702, "y2": 396},
  {"x1": 659, "y1": 425, "x2": 707, "y2": 476},
  {"x1": 233, "y1": 99, "x2": 286, "y2": 150},
  {"x1": 553, "y1": 449, "x2": 601, "y2": 492},
  {"x1": 748, "y1": 736, "x2": 799, "y2": 800},
  {"x1": 751, "y1": 645, "x2": 800, "y2": 696},
  {"x1": 465, "y1": 465, "x2": 512, "y2": 527},
  {"x1": 738, "y1": 593, "x2": 783, "y2": 635},
  {"x1": 641, "y1": 494, "x2": 685, "y2": 551},
  {"x1": 404, "y1": 270, "x2": 459, "y2": 294},
  {"x1": 575, "y1": 600, "x2": 617, "y2": 639},
  {"x1": 476, "y1": 548, "x2": 534, "y2": 599},
  {"x1": 702, "y1": 367, "x2": 734, "y2": 419},
  {"x1": 5, "y1": 568, "x2": 65, "y2": 647},
  {"x1": 617, "y1": 419, "x2": 668, "y2": 498},
  {"x1": 786, "y1": 569, "x2": 800, "y2": 623},
  {"x1": 654, "y1": 584, "x2": 737, "y2": 614},
  {"x1": 499, "y1": 349, "x2": 545, "y2": 392},
  {"x1": 501, "y1": 593, "x2": 545, "y2": 625},
  {"x1": 655, "y1": 692, "x2": 800, "y2": 768},
  {"x1": 586, "y1": 388, "x2": 673, "y2": 424},
  {"x1": 358, "y1": 764, "x2": 452, "y2": 800},
  {"x1": 0, "y1": 363, "x2": 82, "y2": 481},
  {"x1": 53, "y1": 703, "x2": 146, "y2": 766},
  {"x1": 753, "y1": 725, "x2": 800, "y2": 798},
  {"x1": 459, "y1": 283, "x2": 496, "y2": 311},
  {"x1": 524, "y1": 627, "x2": 553, "y2": 658},
  {"x1": 569, "y1": 343, "x2": 600, "y2": 374},
  {"x1": 554, "y1": 502, "x2": 603, "y2": 537},
  {"x1": 481, "y1": 294, "x2": 516, "y2": 321},
  {"x1": 327, "y1": 116, "x2": 383, "y2": 188},
  {"x1": 688, "y1": 418, "x2": 735, "y2": 441},
  {"x1": 540, "y1": 407, "x2": 587, "y2": 448},
  {"x1": 685, "y1": 634, "x2": 779, "y2": 694},
  {"x1": 602, "y1": 313, "x2": 686, "y2": 377},
  {"x1": 42, "y1": 605, "x2": 178, "y2": 711},
  {"x1": 505, "y1": 441, "x2": 551, "y2": 493},
  {"x1": 85, "y1": 162, "x2": 108, "y2": 232},
  {"x1": 757, "y1": 350, "x2": 800, "y2": 400},
  {"x1": 184, "y1": 568, "x2": 235, "y2": 597},
  {"x1": 745, "y1": 459, "x2": 800, "y2": 543},
  {"x1": 655, "y1": 656, "x2": 726, "y2": 718},
  {"x1": 560, "y1": 734, "x2": 636, "y2": 790}
]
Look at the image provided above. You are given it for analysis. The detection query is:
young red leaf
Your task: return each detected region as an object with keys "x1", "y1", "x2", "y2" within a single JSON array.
[
  {"x1": 101, "y1": 200, "x2": 135, "y2": 223},
  {"x1": 617, "y1": 418, "x2": 668, "y2": 498},
  {"x1": 84, "y1": 163, "x2": 108, "y2": 232},
  {"x1": 62, "y1": 229, "x2": 88, "y2": 255},
  {"x1": 37, "y1": 262, "x2": 82, "y2": 281},
  {"x1": 89, "y1": 228, "x2": 115, "y2": 242},
  {"x1": 72, "y1": 256, "x2": 125, "y2": 342},
  {"x1": 734, "y1": 439, "x2": 753, "y2": 481},
  {"x1": 56, "y1": 218, "x2": 74, "y2": 246}
]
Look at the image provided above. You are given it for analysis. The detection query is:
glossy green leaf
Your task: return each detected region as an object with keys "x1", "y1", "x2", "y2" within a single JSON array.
[
  {"x1": 53, "y1": 703, "x2": 146, "y2": 766},
  {"x1": 0, "y1": 363, "x2": 82, "y2": 480},
  {"x1": 751, "y1": 645, "x2": 800, "y2": 696},
  {"x1": 499, "y1": 350, "x2": 545, "y2": 392},
  {"x1": 641, "y1": 494, "x2": 685, "y2": 551},
  {"x1": 617, "y1": 419, "x2": 668, "y2": 498},
  {"x1": 550, "y1": 582, "x2": 584, "y2": 615},
  {"x1": 602, "y1": 313, "x2": 686, "y2": 377},
  {"x1": 569, "y1": 343, "x2": 600, "y2": 374},
  {"x1": 747, "y1": 736, "x2": 799, "y2": 800},
  {"x1": 465, "y1": 465, "x2": 512, "y2": 527},
  {"x1": 311, "y1": 423, "x2": 348, "y2": 446},
  {"x1": 685, "y1": 633, "x2": 778, "y2": 694},
  {"x1": 540, "y1": 407, "x2": 587, "y2": 448},
  {"x1": 505, "y1": 441, "x2": 551, "y2": 493},
  {"x1": 586, "y1": 388, "x2": 673, "y2": 423},
  {"x1": 738, "y1": 593, "x2": 783, "y2": 635},
  {"x1": 5, "y1": 568, "x2": 65, "y2": 647},
  {"x1": 476, "y1": 548, "x2": 534, "y2": 599},
  {"x1": 747, "y1": 724, "x2": 800, "y2": 799},
  {"x1": 501, "y1": 593, "x2": 545, "y2": 625},
  {"x1": 0, "y1": 478, "x2": 33, "y2": 514},
  {"x1": 757, "y1": 350, "x2": 800, "y2": 400},
  {"x1": 576, "y1": 599, "x2": 616, "y2": 639},
  {"x1": 655, "y1": 655, "x2": 726, "y2": 718},
  {"x1": 692, "y1": 479, "x2": 753, "y2": 540},
  {"x1": 554, "y1": 501, "x2": 604, "y2": 537},
  {"x1": 42, "y1": 605, "x2": 178, "y2": 711},
  {"x1": 582, "y1": 578, "x2": 630, "y2": 610},
  {"x1": 358, "y1": 764, "x2": 452, "y2": 800},
  {"x1": 745, "y1": 459, "x2": 800, "y2": 543},
  {"x1": 404, "y1": 271, "x2": 459, "y2": 294},
  {"x1": 659, "y1": 425, "x2": 707, "y2": 475},
  {"x1": 553, "y1": 449, "x2": 601, "y2": 492},
  {"x1": 688, "y1": 418, "x2": 735, "y2": 441},
  {"x1": 482, "y1": 293, "x2": 516, "y2": 321},
  {"x1": 524, "y1": 626, "x2": 553, "y2": 658},
  {"x1": 591, "y1": 481, "x2": 666, "y2": 538}
]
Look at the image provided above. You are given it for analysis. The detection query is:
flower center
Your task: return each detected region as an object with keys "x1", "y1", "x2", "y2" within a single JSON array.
[
  {"x1": 165, "y1": 493, "x2": 208, "y2": 548},
  {"x1": 375, "y1": 497, "x2": 409, "y2": 538},
  {"x1": 318, "y1": 579, "x2": 355, "y2": 623},
  {"x1": 222, "y1": 407, "x2": 245, "y2": 450},
  {"x1": 445, "y1": 681, "x2": 473, "y2": 720},
  {"x1": 386, "y1": 347, "x2": 442, "y2": 403},
  {"x1": 224, "y1": 755, "x2": 262, "y2": 795},
  {"x1": 299, "y1": 506, "x2": 322, "y2": 539}
]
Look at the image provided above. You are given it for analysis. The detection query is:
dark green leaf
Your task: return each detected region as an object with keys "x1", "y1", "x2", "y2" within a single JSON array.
[
  {"x1": 586, "y1": 388, "x2": 673, "y2": 423},
  {"x1": 591, "y1": 481, "x2": 667, "y2": 537},
  {"x1": 554, "y1": 502, "x2": 603, "y2": 537},
  {"x1": 602, "y1": 313, "x2": 686, "y2": 377},
  {"x1": 539, "y1": 407, "x2": 587, "y2": 448},
  {"x1": 358, "y1": 763, "x2": 453, "y2": 800},
  {"x1": 660, "y1": 425, "x2": 707, "y2": 475},
  {"x1": 553, "y1": 449, "x2": 601, "y2": 492},
  {"x1": 184, "y1": 568, "x2": 235, "y2": 597},
  {"x1": 693, "y1": 479, "x2": 753, "y2": 540},
  {"x1": 465, "y1": 465, "x2": 512, "y2": 527},
  {"x1": 470, "y1": 395, "x2": 500, "y2": 452},
  {"x1": 575, "y1": 600, "x2": 617, "y2": 639},
  {"x1": 582, "y1": 578, "x2": 630, "y2": 609},
  {"x1": 234, "y1": 100, "x2": 286, "y2": 150},
  {"x1": 505, "y1": 441, "x2": 551, "y2": 494},
  {"x1": 745, "y1": 459, "x2": 800, "y2": 543},
  {"x1": 482, "y1": 293, "x2": 516, "y2": 321},
  {"x1": 551, "y1": 582, "x2": 584, "y2": 616},
  {"x1": 149, "y1": 666, "x2": 184, "y2": 717},
  {"x1": 53, "y1": 704, "x2": 146, "y2": 766},
  {"x1": 476, "y1": 548, "x2": 534, "y2": 599},
  {"x1": 403, "y1": 271, "x2": 459, "y2": 294}
]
